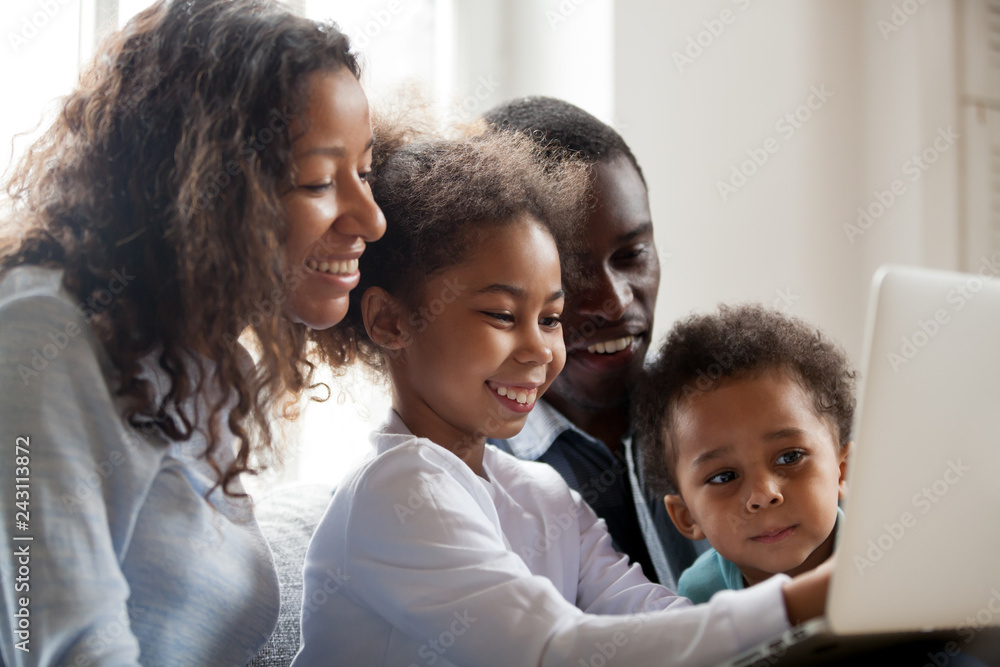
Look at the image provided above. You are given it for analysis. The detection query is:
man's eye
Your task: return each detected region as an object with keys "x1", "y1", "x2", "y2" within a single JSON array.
[
  {"x1": 776, "y1": 450, "x2": 804, "y2": 466},
  {"x1": 707, "y1": 471, "x2": 737, "y2": 485},
  {"x1": 613, "y1": 245, "x2": 648, "y2": 263}
]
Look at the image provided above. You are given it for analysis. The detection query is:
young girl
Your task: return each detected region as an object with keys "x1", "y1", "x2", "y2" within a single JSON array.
[
  {"x1": 294, "y1": 131, "x2": 829, "y2": 666},
  {"x1": 0, "y1": 0, "x2": 383, "y2": 663}
]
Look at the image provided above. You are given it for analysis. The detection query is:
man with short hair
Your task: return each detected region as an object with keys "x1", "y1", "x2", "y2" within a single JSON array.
[{"x1": 485, "y1": 97, "x2": 706, "y2": 589}]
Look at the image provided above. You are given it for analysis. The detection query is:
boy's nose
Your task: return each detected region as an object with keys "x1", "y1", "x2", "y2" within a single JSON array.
[{"x1": 746, "y1": 478, "x2": 783, "y2": 511}]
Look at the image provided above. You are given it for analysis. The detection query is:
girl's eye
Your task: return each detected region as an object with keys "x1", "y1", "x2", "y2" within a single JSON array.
[
  {"x1": 484, "y1": 312, "x2": 514, "y2": 323},
  {"x1": 303, "y1": 182, "x2": 333, "y2": 193},
  {"x1": 776, "y1": 450, "x2": 805, "y2": 466},
  {"x1": 359, "y1": 170, "x2": 371, "y2": 183},
  {"x1": 539, "y1": 316, "x2": 561, "y2": 328},
  {"x1": 707, "y1": 470, "x2": 737, "y2": 485}
]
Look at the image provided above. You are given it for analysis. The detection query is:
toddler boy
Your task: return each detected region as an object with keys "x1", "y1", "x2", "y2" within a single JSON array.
[{"x1": 635, "y1": 304, "x2": 856, "y2": 603}]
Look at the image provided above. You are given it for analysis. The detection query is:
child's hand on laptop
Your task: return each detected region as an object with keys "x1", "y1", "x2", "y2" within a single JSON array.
[{"x1": 781, "y1": 557, "x2": 834, "y2": 625}]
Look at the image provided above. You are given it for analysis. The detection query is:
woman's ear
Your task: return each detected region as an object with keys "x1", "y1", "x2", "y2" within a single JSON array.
[
  {"x1": 362, "y1": 287, "x2": 410, "y2": 351},
  {"x1": 838, "y1": 440, "x2": 852, "y2": 501},
  {"x1": 664, "y1": 494, "x2": 706, "y2": 541}
]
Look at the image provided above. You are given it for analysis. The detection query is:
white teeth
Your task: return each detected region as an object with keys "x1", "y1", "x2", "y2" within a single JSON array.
[
  {"x1": 587, "y1": 335, "x2": 634, "y2": 355},
  {"x1": 489, "y1": 383, "x2": 537, "y2": 405},
  {"x1": 308, "y1": 258, "x2": 359, "y2": 275}
]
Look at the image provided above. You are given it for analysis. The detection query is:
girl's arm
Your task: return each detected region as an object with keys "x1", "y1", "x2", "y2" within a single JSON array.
[
  {"x1": 0, "y1": 291, "x2": 147, "y2": 666},
  {"x1": 571, "y1": 487, "x2": 693, "y2": 614},
  {"x1": 300, "y1": 441, "x2": 792, "y2": 667}
]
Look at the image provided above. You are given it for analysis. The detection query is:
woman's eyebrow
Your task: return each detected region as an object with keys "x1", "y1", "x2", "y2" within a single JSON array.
[{"x1": 301, "y1": 136, "x2": 374, "y2": 158}]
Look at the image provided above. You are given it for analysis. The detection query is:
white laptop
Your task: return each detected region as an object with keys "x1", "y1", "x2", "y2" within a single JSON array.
[{"x1": 722, "y1": 265, "x2": 1000, "y2": 665}]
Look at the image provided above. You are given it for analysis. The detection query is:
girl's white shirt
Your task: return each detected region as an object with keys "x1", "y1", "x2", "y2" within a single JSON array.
[{"x1": 293, "y1": 409, "x2": 790, "y2": 667}]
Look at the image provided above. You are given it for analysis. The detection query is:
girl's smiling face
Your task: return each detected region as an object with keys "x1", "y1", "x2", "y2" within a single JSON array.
[
  {"x1": 664, "y1": 368, "x2": 849, "y2": 586},
  {"x1": 380, "y1": 215, "x2": 566, "y2": 459},
  {"x1": 281, "y1": 67, "x2": 386, "y2": 330}
]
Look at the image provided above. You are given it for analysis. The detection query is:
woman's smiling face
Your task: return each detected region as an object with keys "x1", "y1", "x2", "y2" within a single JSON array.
[{"x1": 281, "y1": 67, "x2": 386, "y2": 330}]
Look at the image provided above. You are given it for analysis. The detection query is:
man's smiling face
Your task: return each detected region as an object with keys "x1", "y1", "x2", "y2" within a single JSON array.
[{"x1": 546, "y1": 153, "x2": 660, "y2": 413}]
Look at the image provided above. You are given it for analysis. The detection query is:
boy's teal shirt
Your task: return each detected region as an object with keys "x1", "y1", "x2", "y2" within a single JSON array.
[{"x1": 677, "y1": 506, "x2": 845, "y2": 604}]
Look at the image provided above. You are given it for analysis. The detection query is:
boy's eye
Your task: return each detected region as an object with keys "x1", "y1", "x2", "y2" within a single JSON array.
[
  {"x1": 775, "y1": 450, "x2": 805, "y2": 466},
  {"x1": 706, "y1": 470, "x2": 737, "y2": 485}
]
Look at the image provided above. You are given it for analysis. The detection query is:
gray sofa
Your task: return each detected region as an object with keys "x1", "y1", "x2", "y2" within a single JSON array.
[{"x1": 249, "y1": 484, "x2": 334, "y2": 666}]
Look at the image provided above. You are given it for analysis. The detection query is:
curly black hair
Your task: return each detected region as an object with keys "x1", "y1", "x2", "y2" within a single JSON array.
[
  {"x1": 1, "y1": 0, "x2": 361, "y2": 494},
  {"x1": 635, "y1": 304, "x2": 857, "y2": 497},
  {"x1": 482, "y1": 96, "x2": 646, "y2": 186},
  {"x1": 316, "y1": 128, "x2": 589, "y2": 370}
]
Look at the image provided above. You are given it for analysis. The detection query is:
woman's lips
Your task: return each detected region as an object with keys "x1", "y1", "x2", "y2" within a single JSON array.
[{"x1": 751, "y1": 525, "x2": 797, "y2": 544}]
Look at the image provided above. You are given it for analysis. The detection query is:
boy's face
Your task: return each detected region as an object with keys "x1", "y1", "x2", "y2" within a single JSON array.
[{"x1": 664, "y1": 368, "x2": 849, "y2": 586}]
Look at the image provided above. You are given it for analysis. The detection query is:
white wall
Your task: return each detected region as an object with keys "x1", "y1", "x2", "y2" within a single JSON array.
[{"x1": 614, "y1": 0, "x2": 962, "y2": 364}]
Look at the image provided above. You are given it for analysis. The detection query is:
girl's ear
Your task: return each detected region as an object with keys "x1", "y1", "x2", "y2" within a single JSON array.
[
  {"x1": 838, "y1": 440, "x2": 852, "y2": 501},
  {"x1": 362, "y1": 287, "x2": 410, "y2": 351},
  {"x1": 664, "y1": 494, "x2": 706, "y2": 541}
]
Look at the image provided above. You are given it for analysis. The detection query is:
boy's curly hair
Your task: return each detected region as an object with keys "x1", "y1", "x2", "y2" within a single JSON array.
[
  {"x1": 635, "y1": 304, "x2": 857, "y2": 497},
  {"x1": 317, "y1": 127, "x2": 589, "y2": 370}
]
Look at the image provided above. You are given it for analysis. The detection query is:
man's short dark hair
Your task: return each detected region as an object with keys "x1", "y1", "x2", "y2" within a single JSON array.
[
  {"x1": 483, "y1": 96, "x2": 645, "y2": 185},
  {"x1": 635, "y1": 304, "x2": 857, "y2": 497}
]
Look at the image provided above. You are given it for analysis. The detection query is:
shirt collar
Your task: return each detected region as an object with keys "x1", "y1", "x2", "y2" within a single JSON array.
[{"x1": 498, "y1": 399, "x2": 604, "y2": 460}]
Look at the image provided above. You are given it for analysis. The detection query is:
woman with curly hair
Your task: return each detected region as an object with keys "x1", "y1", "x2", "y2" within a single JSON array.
[{"x1": 0, "y1": 0, "x2": 383, "y2": 664}]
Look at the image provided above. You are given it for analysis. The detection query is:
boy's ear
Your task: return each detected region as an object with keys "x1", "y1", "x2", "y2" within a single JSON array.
[
  {"x1": 837, "y1": 440, "x2": 852, "y2": 501},
  {"x1": 664, "y1": 494, "x2": 706, "y2": 541},
  {"x1": 361, "y1": 287, "x2": 410, "y2": 351}
]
